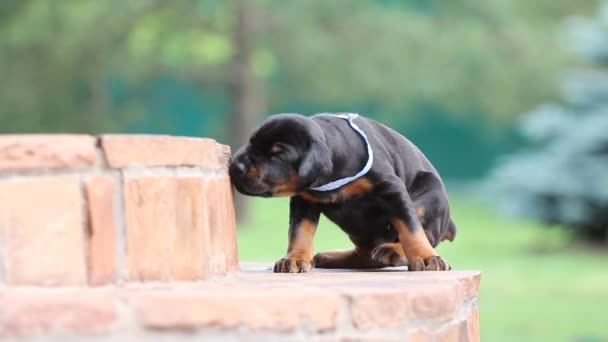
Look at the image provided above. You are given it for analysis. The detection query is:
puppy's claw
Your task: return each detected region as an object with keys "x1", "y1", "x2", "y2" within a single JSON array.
[
  {"x1": 409, "y1": 259, "x2": 425, "y2": 272},
  {"x1": 273, "y1": 257, "x2": 313, "y2": 273},
  {"x1": 407, "y1": 256, "x2": 451, "y2": 272}
]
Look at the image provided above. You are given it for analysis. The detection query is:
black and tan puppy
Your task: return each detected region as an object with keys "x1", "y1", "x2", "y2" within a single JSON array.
[{"x1": 229, "y1": 113, "x2": 456, "y2": 272}]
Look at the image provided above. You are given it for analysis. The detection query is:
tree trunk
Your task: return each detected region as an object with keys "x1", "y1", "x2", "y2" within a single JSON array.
[{"x1": 229, "y1": 0, "x2": 263, "y2": 223}]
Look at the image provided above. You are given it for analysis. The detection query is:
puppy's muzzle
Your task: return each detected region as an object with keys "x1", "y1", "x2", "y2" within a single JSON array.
[{"x1": 229, "y1": 154, "x2": 271, "y2": 197}]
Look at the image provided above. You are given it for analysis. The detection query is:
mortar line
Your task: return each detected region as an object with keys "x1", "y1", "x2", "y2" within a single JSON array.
[
  {"x1": 113, "y1": 170, "x2": 127, "y2": 284},
  {"x1": 80, "y1": 176, "x2": 92, "y2": 285},
  {"x1": 0, "y1": 217, "x2": 4, "y2": 285},
  {"x1": 0, "y1": 165, "x2": 226, "y2": 180}
]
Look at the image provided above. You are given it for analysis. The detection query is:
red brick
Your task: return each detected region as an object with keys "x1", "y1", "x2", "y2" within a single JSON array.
[
  {"x1": 206, "y1": 176, "x2": 239, "y2": 275},
  {"x1": 411, "y1": 282, "x2": 463, "y2": 319},
  {"x1": 101, "y1": 135, "x2": 219, "y2": 168},
  {"x1": 460, "y1": 273, "x2": 481, "y2": 300},
  {"x1": 85, "y1": 176, "x2": 117, "y2": 285},
  {"x1": 129, "y1": 287, "x2": 340, "y2": 332},
  {"x1": 346, "y1": 288, "x2": 410, "y2": 329},
  {"x1": 217, "y1": 143, "x2": 232, "y2": 171},
  {"x1": 123, "y1": 176, "x2": 175, "y2": 281},
  {"x1": 0, "y1": 291, "x2": 116, "y2": 337},
  {"x1": 123, "y1": 175, "x2": 210, "y2": 281},
  {"x1": 0, "y1": 135, "x2": 96, "y2": 171},
  {"x1": 463, "y1": 305, "x2": 479, "y2": 342},
  {"x1": 172, "y1": 177, "x2": 206, "y2": 280},
  {"x1": 436, "y1": 321, "x2": 462, "y2": 342},
  {"x1": 219, "y1": 177, "x2": 239, "y2": 272},
  {"x1": 0, "y1": 176, "x2": 86, "y2": 286},
  {"x1": 406, "y1": 329, "x2": 433, "y2": 342}
]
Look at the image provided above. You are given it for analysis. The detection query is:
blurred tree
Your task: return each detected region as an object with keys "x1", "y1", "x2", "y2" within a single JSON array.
[
  {"x1": 0, "y1": 0, "x2": 163, "y2": 132},
  {"x1": 1, "y1": 0, "x2": 600, "y2": 133},
  {"x1": 264, "y1": 0, "x2": 600, "y2": 127},
  {"x1": 485, "y1": 4, "x2": 608, "y2": 244},
  {"x1": 229, "y1": 0, "x2": 263, "y2": 220}
]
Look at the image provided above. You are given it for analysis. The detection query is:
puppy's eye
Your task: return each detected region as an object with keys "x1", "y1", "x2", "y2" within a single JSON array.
[{"x1": 270, "y1": 143, "x2": 284, "y2": 155}]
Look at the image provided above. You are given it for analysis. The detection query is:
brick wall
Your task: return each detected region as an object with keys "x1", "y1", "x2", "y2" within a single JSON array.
[
  {"x1": 0, "y1": 135, "x2": 481, "y2": 342},
  {"x1": 0, "y1": 134, "x2": 238, "y2": 287},
  {"x1": 0, "y1": 265, "x2": 481, "y2": 341}
]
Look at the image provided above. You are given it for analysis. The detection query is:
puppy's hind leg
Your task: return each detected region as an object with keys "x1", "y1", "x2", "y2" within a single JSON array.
[
  {"x1": 313, "y1": 248, "x2": 385, "y2": 269},
  {"x1": 370, "y1": 242, "x2": 408, "y2": 267}
]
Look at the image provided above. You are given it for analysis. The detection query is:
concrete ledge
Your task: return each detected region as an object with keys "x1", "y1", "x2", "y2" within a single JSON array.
[{"x1": 0, "y1": 263, "x2": 481, "y2": 341}]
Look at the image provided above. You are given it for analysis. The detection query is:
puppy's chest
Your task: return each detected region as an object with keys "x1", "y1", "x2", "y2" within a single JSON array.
[
  {"x1": 318, "y1": 195, "x2": 391, "y2": 233},
  {"x1": 299, "y1": 177, "x2": 373, "y2": 204}
]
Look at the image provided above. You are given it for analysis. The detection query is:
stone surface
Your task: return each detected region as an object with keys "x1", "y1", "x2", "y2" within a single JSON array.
[
  {"x1": 0, "y1": 135, "x2": 97, "y2": 171},
  {"x1": 85, "y1": 176, "x2": 117, "y2": 286},
  {"x1": 101, "y1": 135, "x2": 220, "y2": 168},
  {"x1": 0, "y1": 290, "x2": 116, "y2": 338},
  {"x1": 0, "y1": 176, "x2": 87, "y2": 286}
]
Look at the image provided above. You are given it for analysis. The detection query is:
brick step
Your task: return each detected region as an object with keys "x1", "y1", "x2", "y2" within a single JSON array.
[
  {"x1": 0, "y1": 135, "x2": 481, "y2": 341},
  {"x1": 0, "y1": 263, "x2": 481, "y2": 342},
  {"x1": 0, "y1": 134, "x2": 238, "y2": 286}
]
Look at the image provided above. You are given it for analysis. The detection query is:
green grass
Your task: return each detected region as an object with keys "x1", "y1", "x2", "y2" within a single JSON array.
[{"x1": 237, "y1": 196, "x2": 608, "y2": 342}]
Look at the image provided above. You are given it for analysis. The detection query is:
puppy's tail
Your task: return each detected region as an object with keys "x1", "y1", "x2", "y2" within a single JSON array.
[{"x1": 442, "y1": 219, "x2": 457, "y2": 242}]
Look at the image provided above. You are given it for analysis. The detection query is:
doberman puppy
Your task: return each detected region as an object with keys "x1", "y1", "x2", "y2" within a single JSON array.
[{"x1": 229, "y1": 113, "x2": 456, "y2": 272}]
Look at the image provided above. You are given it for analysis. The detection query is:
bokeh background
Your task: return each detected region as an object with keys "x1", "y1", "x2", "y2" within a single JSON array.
[{"x1": 1, "y1": 1, "x2": 607, "y2": 341}]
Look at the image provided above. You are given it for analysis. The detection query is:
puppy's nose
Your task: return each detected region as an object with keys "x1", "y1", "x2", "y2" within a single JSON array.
[{"x1": 230, "y1": 160, "x2": 247, "y2": 175}]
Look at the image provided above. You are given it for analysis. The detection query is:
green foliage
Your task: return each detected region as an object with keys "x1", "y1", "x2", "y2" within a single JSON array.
[
  {"x1": 485, "y1": 4, "x2": 608, "y2": 243},
  {"x1": 0, "y1": 0, "x2": 600, "y2": 134},
  {"x1": 0, "y1": 0, "x2": 234, "y2": 133},
  {"x1": 237, "y1": 196, "x2": 608, "y2": 342},
  {"x1": 264, "y1": 0, "x2": 599, "y2": 126}
]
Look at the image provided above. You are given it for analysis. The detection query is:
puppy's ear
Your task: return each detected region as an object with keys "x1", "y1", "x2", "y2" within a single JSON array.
[{"x1": 298, "y1": 138, "x2": 333, "y2": 189}]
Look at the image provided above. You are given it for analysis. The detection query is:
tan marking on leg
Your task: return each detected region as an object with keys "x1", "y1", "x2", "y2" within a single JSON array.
[
  {"x1": 392, "y1": 219, "x2": 451, "y2": 271},
  {"x1": 275, "y1": 218, "x2": 317, "y2": 273},
  {"x1": 392, "y1": 219, "x2": 438, "y2": 260},
  {"x1": 286, "y1": 218, "x2": 316, "y2": 261}
]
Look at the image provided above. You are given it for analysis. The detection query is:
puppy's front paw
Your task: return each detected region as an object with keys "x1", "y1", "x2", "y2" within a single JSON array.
[
  {"x1": 408, "y1": 255, "x2": 451, "y2": 271},
  {"x1": 273, "y1": 257, "x2": 314, "y2": 273}
]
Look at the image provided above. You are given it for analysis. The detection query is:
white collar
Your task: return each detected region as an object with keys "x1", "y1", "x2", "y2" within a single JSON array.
[{"x1": 309, "y1": 113, "x2": 373, "y2": 192}]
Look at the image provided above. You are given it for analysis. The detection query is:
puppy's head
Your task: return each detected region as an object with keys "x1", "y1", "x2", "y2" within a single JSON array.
[{"x1": 229, "y1": 114, "x2": 333, "y2": 197}]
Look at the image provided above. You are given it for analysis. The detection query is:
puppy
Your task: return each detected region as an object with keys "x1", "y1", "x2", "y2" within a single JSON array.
[{"x1": 229, "y1": 113, "x2": 456, "y2": 272}]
